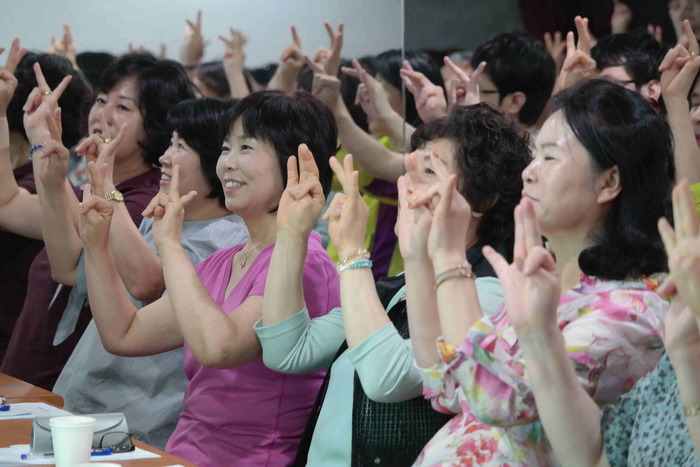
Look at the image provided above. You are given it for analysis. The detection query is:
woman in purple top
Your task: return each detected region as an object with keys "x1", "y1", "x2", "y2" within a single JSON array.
[{"x1": 80, "y1": 90, "x2": 340, "y2": 466}]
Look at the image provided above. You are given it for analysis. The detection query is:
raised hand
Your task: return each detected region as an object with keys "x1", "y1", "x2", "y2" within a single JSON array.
[
  {"x1": 219, "y1": 27, "x2": 247, "y2": 71},
  {"x1": 659, "y1": 41, "x2": 700, "y2": 103},
  {"x1": 277, "y1": 144, "x2": 326, "y2": 238},
  {"x1": 75, "y1": 114, "x2": 127, "y2": 190},
  {"x1": 443, "y1": 57, "x2": 484, "y2": 111},
  {"x1": 647, "y1": 24, "x2": 663, "y2": 43},
  {"x1": 180, "y1": 10, "x2": 207, "y2": 66},
  {"x1": 400, "y1": 60, "x2": 447, "y2": 123},
  {"x1": 483, "y1": 199, "x2": 560, "y2": 336},
  {"x1": 324, "y1": 154, "x2": 369, "y2": 258},
  {"x1": 36, "y1": 139, "x2": 70, "y2": 189},
  {"x1": 144, "y1": 165, "x2": 197, "y2": 252},
  {"x1": 396, "y1": 151, "x2": 433, "y2": 263},
  {"x1": 556, "y1": 16, "x2": 596, "y2": 92},
  {"x1": 49, "y1": 23, "x2": 78, "y2": 67},
  {"x1": 0, "y1": 39, "x2": 26, "y2": 116},
  {"x1": 341, "y1": 59, "x2": 396, "y2": 134},
  {"x1": 611, "y1": 0, "x2": 633, "y2": 34},
  {"x1": 321, "y1": 21, "x2": 344, "y2": 76},
  {"x1": 22, "y1": 62, "x2": 72, "y2": 143},
  {"x1": 79, "y1": 163, "x2": 115, "y2": 250},
  {"x1": 658, "y1": 180, "x2": 700, "y2": 313},
  {"x1": 544, "y1": 31, "x2": 566, "y2": 71},
  {"x1": 306, "y1": 58, "x2": 341, "y2": 109},
  {"x1": 280, "y1": 25, "x2": 304, "y2": 70}
]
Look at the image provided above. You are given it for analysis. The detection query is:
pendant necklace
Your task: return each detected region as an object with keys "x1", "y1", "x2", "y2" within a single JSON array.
[{"x1": 239, "y1": 234, "x2": 276, "y2": 268}]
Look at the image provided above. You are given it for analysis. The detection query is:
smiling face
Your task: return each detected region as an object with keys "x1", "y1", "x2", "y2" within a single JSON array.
[
  {"x1": 216, "y1": 118, "x2": 284, "y2": 217},
  {"x1": 159, "y1": 131, "x2": 211, "y2": 198},
  {"x1": 521, "y1": 111, "x2": 611, "y2": 237},
  {"x1": 88, "y1": 76, "x2": 148, "y2": 163}
]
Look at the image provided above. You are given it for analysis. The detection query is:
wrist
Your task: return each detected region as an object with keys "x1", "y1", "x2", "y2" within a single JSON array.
[
  {"x1": 155, "y1": 237, "x2": 182, "y2": 254},
  {"x1": 432, "y1": 252, "x2": 469, "y2": 272},
  {"x1": 276, "y1": 228, "x2": 310, "y2": 246}
]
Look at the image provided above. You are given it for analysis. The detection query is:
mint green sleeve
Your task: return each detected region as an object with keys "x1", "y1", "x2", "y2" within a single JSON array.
[{"x1": 254, "y1": 307, "x2": 346, "y2": 373}]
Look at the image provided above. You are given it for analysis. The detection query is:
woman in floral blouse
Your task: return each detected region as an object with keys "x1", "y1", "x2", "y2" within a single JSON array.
[{"x1": 407, "y1": 79, "x2": 675, "y2": 465}]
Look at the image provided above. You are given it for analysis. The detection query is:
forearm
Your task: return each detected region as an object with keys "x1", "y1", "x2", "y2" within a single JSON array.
[
  {"x1": 225, "y1": 65, "x2": 250, "y2": 98},
  {"x1": 159, "y1": 240, "x2": 256, "y2": 368},
  {"x1": 267, "y1": 63, "x2": 301, "y2": 92},
  {"x1": 39, "y1": 183, "x2": 83, "y2": 285},
  {"x1": 666, "y1": 96, "x2": 700, "y2": 184},
  {"x1": 668, "y1": 327, "x2": 700, "y2": 454},
  {"x1": 340, "y1": 266, "x2": 391, "y2": 349},
  {"x1": 0, "y1": 116, "x2": 21, "y2": 207},
  {"x1": 110, "y1": 205, "x2": 164, "y2": 303},
  {"x1": 376, "y1": 111, "x2": 415, "y2": 152},
  {"x1": 262, "y1": 231, "x2": 307, "y2": 326},
  {"x1": 432, "y1": 253, "x2": 484, "y2": 347},
  {"x1": 335, "y1": 109, "x2": 405, "y2": 182},
  {"x1": 404, "y1": 258, "x2": 442, "y2": 367},
  {"x1": 84, "y1": 242, "x2": 144, "y2": 354},
  {"x1": 518, "y1": 327, "x2": 606, "y2": 467}
]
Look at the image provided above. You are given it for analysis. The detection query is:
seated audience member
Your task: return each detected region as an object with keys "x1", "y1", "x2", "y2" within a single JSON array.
[
  {"x1": 53, "y1": 98, "x2": 248, "y2": 449},
  {"x1": 470, "y1": 31, "x2": 556, "y2": 135},
  {"x1": 591, "y1": 31, "x2": 669, "y2": 100},
  {"x1": 505, "y1": 40, "x2": 700, "y2": 467},
  {"x1": 0, "y1": 53, "x2": 195, "y2": 389},
  {"x1": 0, "y1": 42, "x2": 91, "y2": 364},
  {"x1": 410, "y1": 80, "x2": 673, "y2": 465},
  {"x1": 257, "y1": 103, "x2": 530, "y2": 466},
  {"x1": 80, "y1": 91, "x2": 340, "y2": 466}
]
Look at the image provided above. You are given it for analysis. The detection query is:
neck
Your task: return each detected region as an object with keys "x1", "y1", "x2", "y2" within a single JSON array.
[
  {"x1": 241, "y1": 211, "x2": 278, "y2": 247},
  {"x1": 114, "y1": 153, "x2": 151, "y2": 185},
  {"x1": 183, "y1": 197, "x2": 231, "y2": 222},
  {"x1": 547, "y1": 228, "x2": 596, "y2": 291},
  {"x1": 9, "y1": 133, "x2": 30, "y2": 168}
]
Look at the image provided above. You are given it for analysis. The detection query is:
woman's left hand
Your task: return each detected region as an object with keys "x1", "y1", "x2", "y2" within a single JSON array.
[
  {"x1": 276, "y1": 144, "x2": 326, "y2": 239},
  {"x1": 144, "y1": 165, "x2": 197, "y2": 252},
  {"x1": 483, "y1": 199, "x2": 561, "y2": 337},
  {"x1": 324, "y1": 153, "x2": 369, "y2": 258},
  {"x1": 22, "y1": 62, "x2": 72, "y2": 143}
]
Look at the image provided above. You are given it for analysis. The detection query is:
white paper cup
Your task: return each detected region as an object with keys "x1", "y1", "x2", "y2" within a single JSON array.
[{"x1": 49, "y1": 415, "x2": 95, "y2": 467}]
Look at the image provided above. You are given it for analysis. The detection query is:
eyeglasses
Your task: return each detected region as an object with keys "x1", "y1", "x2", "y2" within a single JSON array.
[{"x1": 98, "y1": 431, "x2": 135, "y2": 453}]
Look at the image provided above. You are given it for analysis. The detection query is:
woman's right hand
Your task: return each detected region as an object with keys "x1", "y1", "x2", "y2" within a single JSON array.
[
  {"x1": 276, "y1": 144, "x2": 326, "y2": 239},
  {"x1": 396, "y1": 151, "x2": 432, "y2": 263},
  {"x1": 80, "y1": 162, "x2": 115, "y2": 250},
  {"x1": 22, "y1": 63, "x2": 72, "y2": 143},
  {"x1": 483, "y1": 199, "x2": 561, "y2": 338},
  {"x1": 555, "y1": 16, "x2": 596, "y2": 93},
  {"x1": 324, "y1": 153, "x2": 369, "y2": 258},
  {"x1": 0, "y1": 39, "x2": 26, "y2": 117}
]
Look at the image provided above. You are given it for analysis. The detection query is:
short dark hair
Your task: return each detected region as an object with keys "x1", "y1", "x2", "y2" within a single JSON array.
[
  {"x1": 591, "y1": 32, "x2": 669, "y2": 88},
  {"x1": 370, "y1": 49, "x2": 444, "y2": 127},
  {"x1": 411, "y1": 103, "x2": 532, "y2": 250},
  {"x1": 555, "y1": 79, "x2": 674, "y2": 279},
  {"x1": 8, "y1": 53, "x2": 92, "y2": 148},
  {"x1": 166, "y1": 98, "x2": 238, "y2": 206},
  {"x1": 75, "y1": 52, "x2": 116, "y2": 89},
  {"x1": 220, "y1": 90, "x2": 339, "y2": 198},
  {"x1": 471, "y1": 32, "x2": 555, "y2": 126},
  {"x1": 98, "y1": 54, "x2": 196, "y2": 166},
  {"x1": 195, "y1": 61, "x2": 231, "y2": 98}
]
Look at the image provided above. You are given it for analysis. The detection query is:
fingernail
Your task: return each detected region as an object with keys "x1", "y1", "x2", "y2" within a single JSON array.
[{"x1": 406, "y1": 189, "x2": 414, "y2": 196}]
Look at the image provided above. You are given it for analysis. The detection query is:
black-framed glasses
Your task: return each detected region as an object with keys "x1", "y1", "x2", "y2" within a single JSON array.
[{"x1": 98, "y1": 431, "x2": 135, "y2": 453}]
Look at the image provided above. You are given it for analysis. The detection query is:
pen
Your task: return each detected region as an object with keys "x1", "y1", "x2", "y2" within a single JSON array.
[{"x1": 21, "y1": 448, "x2": 113, "y2": 460}]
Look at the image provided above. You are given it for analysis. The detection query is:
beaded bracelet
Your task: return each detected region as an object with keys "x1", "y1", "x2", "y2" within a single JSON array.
[
  {"x1": 434, "y1": 262, "x2": 475, "y2": 290},
  {"x1": 685, "y1": 404, "x2": 700, "y2": 417},
  {"x1": 338, "y1": 258, "x2": 373, "y2": 274},
  {"x1": 337, "y1": 249, "x2": 370, "y2": 270},
  {"x1": 28, "y1": 142, "x2": 44, "y2": 155}
]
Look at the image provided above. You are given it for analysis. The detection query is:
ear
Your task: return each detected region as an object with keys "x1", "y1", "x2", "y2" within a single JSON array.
[
  {"x1": 640, "y1": 80, "x2": 661, "y2": 101},
  {"x1": 596, "y1": 166, "x2": 622, "y2": 205},
  {"x1": 501, "y1": 91, "x2": 527, "y2": 118}
]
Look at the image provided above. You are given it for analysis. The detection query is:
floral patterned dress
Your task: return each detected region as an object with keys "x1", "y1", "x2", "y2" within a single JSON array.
[{"x1": 414, "y1": 275, "x2": 668, "y2": 466}]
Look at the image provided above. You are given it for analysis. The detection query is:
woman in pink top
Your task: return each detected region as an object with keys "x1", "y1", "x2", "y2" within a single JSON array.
[{"x1": 80, "y1": 91, "x2": 340, "y2": 466}]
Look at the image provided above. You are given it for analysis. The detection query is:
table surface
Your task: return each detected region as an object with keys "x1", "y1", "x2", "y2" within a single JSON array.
[{"x1": 0, "y1": 372, "x2": 195, "y2": 467}]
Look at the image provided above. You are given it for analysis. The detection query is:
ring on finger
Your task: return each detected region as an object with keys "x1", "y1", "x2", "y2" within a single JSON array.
[
  {"x1": 103, "y1": 138, "x2": 113, "y2": 143},
  {"x1": 42, "y1": 91, "x2": 52, "y2": 96}
]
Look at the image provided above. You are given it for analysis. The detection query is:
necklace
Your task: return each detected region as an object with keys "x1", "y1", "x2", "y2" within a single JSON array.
[{"x1": 239, "y1": 234, "x2": 276, "y2": 268}]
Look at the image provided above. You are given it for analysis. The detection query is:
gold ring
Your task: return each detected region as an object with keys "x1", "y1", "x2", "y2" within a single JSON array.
[
  {"x1": 692, "y1": 51, "x2": 698, "y2": 56},
  {"x1": 103, "y1": 138, "x2": 113, "y2": 143},
  {"x1": 42, "y1": 91, "x2": 52, "y2": 96}
]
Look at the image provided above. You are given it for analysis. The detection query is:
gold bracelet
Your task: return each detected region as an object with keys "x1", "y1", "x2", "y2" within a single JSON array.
[
  {"x1": 685, "y1": 404, "x2": 700, "y2": 417},
  {"x1": 337, "y1": 249, "x2": 370, "y2": 268},
  {"x1": 434, "y1": 263, "x2": 475, "y2": 290}
]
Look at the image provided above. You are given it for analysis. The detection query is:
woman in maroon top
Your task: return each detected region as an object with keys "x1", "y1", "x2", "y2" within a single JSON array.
[{"x1": 0, "y1": 51, "x2": 195, "y2": 389}]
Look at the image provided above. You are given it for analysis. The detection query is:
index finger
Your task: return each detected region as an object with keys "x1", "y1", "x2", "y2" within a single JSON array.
[
  {"x1": 329, "y1": 155, "x2": 347, "y2": 188},
  {"x1": 297, "y1": 144, "x2": 320, "y2": 181},
  {"x1": 286, "y1": 155, "x2": 299, "y2": 187},
  {"x1": 443, "y1": 56, "x2": 470, "y2": 82},
  {"x1": 5, "y1": 38, "x2": 26, "y2": 72},
  {"x1": 33, "y1": 63, "x2": 50, "y2": 91},
  {"x1": 304, "y1": 56, "x2": 325, "y2": 75},
  {"x1": 98, "y1": 110, "x2": 111, "y2": 140},
  {"x1": 170, "y1": 165, "x2": 182, "y2": 200},
  {"x1": 683, "y1": 20, "x2": 699, "y2": 55},
  {"x1": 196, "y1": 10, "x2": 202, "y2": 31},
  {"x1": 291, "y1": 25, "x2": 300, "y2": 45},
  {"x1": 51, "y1": 74, "x2": 73, "y2": 100},
  {"x1": 63, "y1": 23, "x2": 74, "y2": 46}
]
